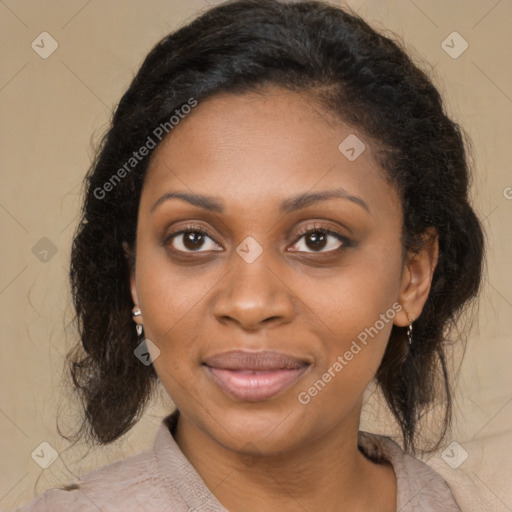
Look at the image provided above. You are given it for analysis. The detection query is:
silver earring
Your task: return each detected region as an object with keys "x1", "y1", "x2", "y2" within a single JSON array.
[
  {"x1": 407, "y1": 316, "x2": 413, "y2": 345},
  {"x1": 132, "y1": 307, "x2": 143, "y2": 336}
]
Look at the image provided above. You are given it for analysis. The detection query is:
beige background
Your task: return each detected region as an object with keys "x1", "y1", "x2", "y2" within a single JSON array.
[{"x1": 1, "y1": 0, "x2": 511, "y2": 510}]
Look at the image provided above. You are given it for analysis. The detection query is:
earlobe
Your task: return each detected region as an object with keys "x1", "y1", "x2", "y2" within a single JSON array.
[
  {"x1": 130, "y1": 272, "x2": 139, "y2": 307},
  {"x1": 125, "y1": 242, "x2": 144, "y2": 329},
  {"x1": 129, "y1": 274, "x2": 145, "y2": 329},
  {"x1": 394, "y1": 227, "x2": 439, "y2": 327}
]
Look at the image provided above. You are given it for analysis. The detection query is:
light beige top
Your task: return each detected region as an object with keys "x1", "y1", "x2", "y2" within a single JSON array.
[{"x1": 13, "y1": 410, "x2": 462, "y2": 511}]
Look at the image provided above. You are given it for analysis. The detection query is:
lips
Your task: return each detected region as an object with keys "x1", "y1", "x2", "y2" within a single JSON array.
[{"x1": 203, "y1": 350, "x2": 310, "y2": 402}]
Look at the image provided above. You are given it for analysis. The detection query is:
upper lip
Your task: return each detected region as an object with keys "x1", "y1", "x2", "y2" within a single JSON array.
[{"x1": 203, "y1": 350, "x2": 310, "y2": 371}]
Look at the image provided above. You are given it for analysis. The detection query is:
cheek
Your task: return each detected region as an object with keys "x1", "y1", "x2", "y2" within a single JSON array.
[
  {"x1": 139, "y1": 269, "x2": 205, "y2": 405},
  {"x1": 296, "y1": 283, "x2": 397, "y2": 424},
  {"x1": 136, "y1": 247, "x2": 212, "y2": 343},
  {"x1": 300, "y1": 246, "x2": 402, "y2": 391},
  {"x1": 134, "y1": 255, "x2": 215, "y2": 396},
  {"x1": 307, "y1": 251, "x2": 402, "y2": 346}
]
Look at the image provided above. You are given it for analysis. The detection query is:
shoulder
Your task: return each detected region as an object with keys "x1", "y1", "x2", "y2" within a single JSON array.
[
  {"x1": 11, "y1": 414, "x2": 216, "y2": 512},
  {"x1": 11, "y1": 447, "x2": 172, "y2": 512},
  {"x1": 358, "y1": 431, "x2": 463, "y2": 512}
]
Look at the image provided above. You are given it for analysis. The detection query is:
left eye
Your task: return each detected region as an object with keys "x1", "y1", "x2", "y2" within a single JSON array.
[{"x1": 289, "y1": 228, "x2": 348, "y2": 253}]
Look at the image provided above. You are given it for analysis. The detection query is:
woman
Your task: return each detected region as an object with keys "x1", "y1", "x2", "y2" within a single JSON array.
[{"x1": 14, "y1": 0, "x2": 484, "y2": 510}]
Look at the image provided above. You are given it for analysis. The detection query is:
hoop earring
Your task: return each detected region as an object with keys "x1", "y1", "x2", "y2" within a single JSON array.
[{"x1": 132, "y1": 307, "x2": 143, "y2": 337}]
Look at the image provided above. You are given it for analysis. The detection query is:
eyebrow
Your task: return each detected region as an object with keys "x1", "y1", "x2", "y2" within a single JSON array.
[{"x1": 150, "y1": 188, "x2": 370, "y2": 214}]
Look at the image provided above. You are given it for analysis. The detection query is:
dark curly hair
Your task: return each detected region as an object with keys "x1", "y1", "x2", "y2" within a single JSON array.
[{"x1": 66, "y1": 0, "x2": 484, "y2": 454}]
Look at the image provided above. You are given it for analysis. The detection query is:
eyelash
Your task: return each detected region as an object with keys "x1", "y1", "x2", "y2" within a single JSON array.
[
  {"x1": 290, "y1": 224, "x2": 352, "y2": 254},
  {"x1": 164, "y1": 223, "x2": 351, "y2": 254}
]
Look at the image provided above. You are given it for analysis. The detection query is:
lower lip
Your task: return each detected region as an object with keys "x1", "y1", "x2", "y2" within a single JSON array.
[{"x1": 206, "y1": 366, "x2": 309, "y2": 402}]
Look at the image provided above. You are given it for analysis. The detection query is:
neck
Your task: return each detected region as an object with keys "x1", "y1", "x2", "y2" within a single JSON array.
[{"x1": 173, "y1": 407, "x2": 396, "y2": 512}]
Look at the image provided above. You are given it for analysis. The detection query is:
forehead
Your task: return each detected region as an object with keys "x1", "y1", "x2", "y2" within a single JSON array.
[{"x1": 141, "y1": 88, "x2": 400, "y2": 221}]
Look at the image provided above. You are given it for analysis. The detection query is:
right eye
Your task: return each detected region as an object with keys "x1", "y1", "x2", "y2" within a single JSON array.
[{"x1": 165, "y1": 225, "x2": 223, "y2": 253}]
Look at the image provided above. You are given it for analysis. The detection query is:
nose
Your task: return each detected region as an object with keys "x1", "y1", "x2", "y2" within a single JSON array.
[{"x1": 212, "y1": 251, "x2": 296, "y2": 331}]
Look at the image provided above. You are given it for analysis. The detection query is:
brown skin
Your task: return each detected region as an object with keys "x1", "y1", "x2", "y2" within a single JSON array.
[{"x1": 130, "y1": 88, "x2": 438, "y2": 512}]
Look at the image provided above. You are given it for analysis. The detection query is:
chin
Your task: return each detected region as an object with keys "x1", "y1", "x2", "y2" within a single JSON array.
[{"x1": 205, "y1": 397, "x2": 311, "y2": 454}]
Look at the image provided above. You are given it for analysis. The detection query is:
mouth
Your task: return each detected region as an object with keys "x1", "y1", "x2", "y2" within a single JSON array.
[{"x1": 203, "y1": 350, "x2": 311, "y2": 402}]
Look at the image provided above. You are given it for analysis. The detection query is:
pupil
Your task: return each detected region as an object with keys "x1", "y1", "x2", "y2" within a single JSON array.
[
  {"x1": 307, "y1": 232, "x2": 326, "y2": 250},
  {"x1": 184, "y1": 232, "x2": 204, "y2": 250}
]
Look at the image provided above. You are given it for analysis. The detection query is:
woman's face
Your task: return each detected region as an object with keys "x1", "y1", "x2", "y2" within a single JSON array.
[{"x1": 131, "y1": 88, "x2": 414, "y2": 455}]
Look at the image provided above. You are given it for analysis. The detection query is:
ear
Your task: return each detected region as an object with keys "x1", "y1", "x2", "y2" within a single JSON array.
[
  {"x1": 394, "y1": 227, "x2": 439, "y2": 327},
  {"x1": 130, "y1": 273, "x2": 139, "y2": 307}
]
